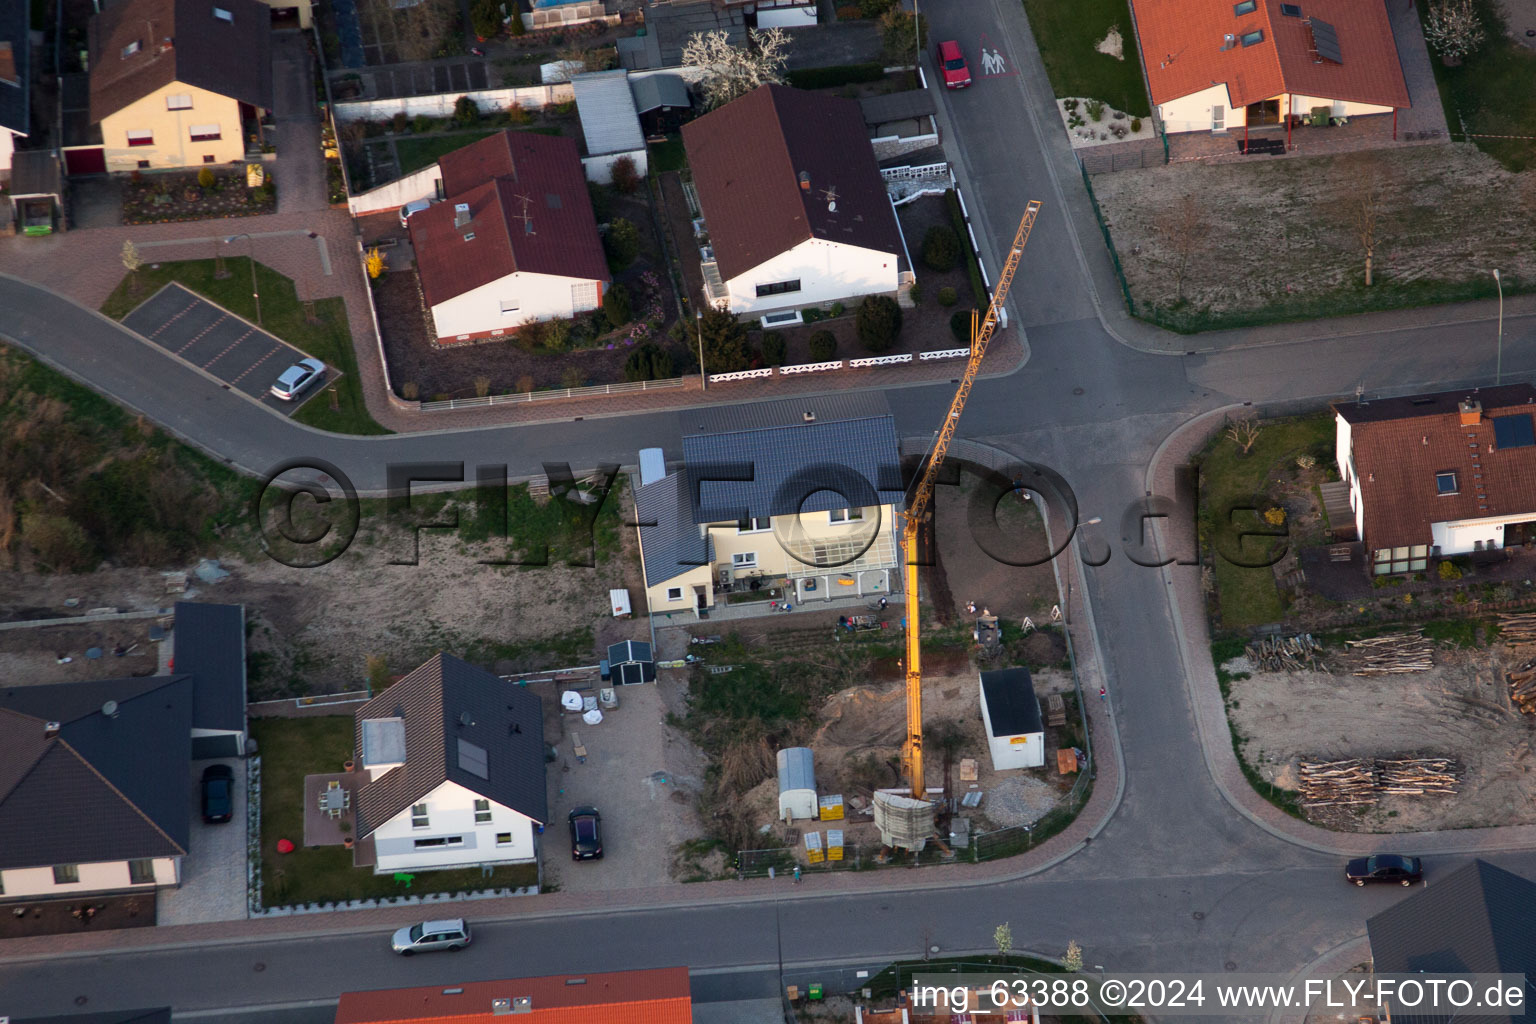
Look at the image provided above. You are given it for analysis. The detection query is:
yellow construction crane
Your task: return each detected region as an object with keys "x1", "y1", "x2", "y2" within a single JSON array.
[{"x1": 901, "y1": 201, "x2": 1042, "y2": 802}]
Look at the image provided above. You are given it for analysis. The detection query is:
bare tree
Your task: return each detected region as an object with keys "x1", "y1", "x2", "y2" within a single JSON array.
[
  {"x1": 1226, "y1": 418, "x2": 1262, "y2": 455},
  {"x1": 1347, "y1": 154, "x2": 1391, "y2": 287},
  {"x1": 1156, "y1": 193, "x2": 1210, "y2": 303},
  {"x1": 682, "y1": 27, "x2": 790, "y2": 110},
  {"x1": 1423, "y1": 0, "x2": 1485, "y2": 65}
]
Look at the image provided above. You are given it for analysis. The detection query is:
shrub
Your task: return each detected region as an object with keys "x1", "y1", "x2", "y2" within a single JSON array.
[
  {"x1": 858, "y1": 0, "x2": 895, "y2": 16},
  {"x1": 1086, "y1": 99, "x2": 1105, "y2": 121},
  {"x1": 610, "y1": 155, "x2": 641, "y2": 194},
  {"x1": 603, "y1": 283, "x2": 632, "y2": 326},
  {"x1": 605, "y1": 217, "x2": 640, "y2": 269},
  {"x1": 509, "y1": 6, "x2": 526, "y2": 34},
  {"x1": 828, "y1": 302, "x2": 844, "y2": 317},
  {"x1": 401, "y1": 381, "x2": 419, "y2": 400},
  {"x1": 950, "y1": 310, "x2": 973, "y2": 344},
  {"x1": 808, "y1": 331, "x2": 838, "y2": 361},
  {"x1": 938, "y1": 286, "x2": 958, "y2": 306},
  {"x1": 392, "y1": 112, "x2": 409, "y2": 133},
  {"x1": 624, "y1": 343, "x2": 675, "y2": 382},
  {"x1": 197, "y1": 166, "x2": 215, "y2": 189},
  {"x1": 471, "y1": 0, "x2": 502, "y2": 39},
  {"x1": 922, "y1": 225, "x2": 961, "y2": 272},
  {"x1": 474, "y1": 376, "x2": 492, "y2": 398},
  {"x1": 908, "y1": 281, "x2": 922, "y2": 304},
  {"x1": 856, "y1": 295, "x2": 902, "y2": 352},
  {"x1": 785, "y1": 62, "x2": 885, "y2": 89},
  {"x1": 507, "y1": 102, "x2": 532, "y2": 125},
  {"x1": 412, "y1": 114, "x2": 433, "y2": 134},
  {"x1": 1130, "y1": 117, "x2": 1142, "y2": 132},
  {"x1": 545, "y1": 317, "x2": 573, "y2": 352},
  {"x1": 453, "y1": 95, "x2": 480, "y2": 126},
  {"x1": 516, "y1": 374, "x2": 534, "y2": 393},
  {"x1": 697, "y1": 305, "x2": 752, "y2": 372},
  {"x1": 761, "y1": 331, "x2": 787, "y2": 365},
  {"x1": 560, "y1": 366, "x2": 585, "y2": 389},
  {"x1": 1438, "y1": 560, "x2": 1463, "y2": 580}
]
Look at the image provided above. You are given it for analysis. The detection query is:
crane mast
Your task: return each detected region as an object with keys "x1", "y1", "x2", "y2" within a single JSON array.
[{"x1": 901, "y1": 201, "x2": 1041, "y2": 801}]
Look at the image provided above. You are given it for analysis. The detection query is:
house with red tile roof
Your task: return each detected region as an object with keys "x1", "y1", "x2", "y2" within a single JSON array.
[
  {"x1": 681, "y1": 84, "x2": 906, "y2": 326},
  {"x1": 1333, "y1": 385, "x2": 1536, "y2": 575},
  {"x1": 334, "y1": 968, "x2": 692, "y2": 1024},
  {"x1": 409, "y1": 131, "x2": 609, "y2": 345},
  {"x1": 1131, "y1": 0, "x2": 1409, "y2": 134}
]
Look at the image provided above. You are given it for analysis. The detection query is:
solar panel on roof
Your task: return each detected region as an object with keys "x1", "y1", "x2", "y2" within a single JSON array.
[
  {"x1": 1309, "y1": 17, "x2": 1342, "y2": 63},
  {"x1": 1493, "y1": 414, "x2": 1536, "y2": 449}
]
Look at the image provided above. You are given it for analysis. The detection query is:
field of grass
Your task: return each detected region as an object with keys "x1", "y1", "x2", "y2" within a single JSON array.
[
  {"x1": 1020, "y1": 0, "x2": 1150, "y2": 115},
  {"x1": 1197, "y1": 412, "x2": 1333, "y2": 629},
  {"x1": 394, "y1": 131, "x2": 501, "y2": 175},
  {"x1": 251, "y1": 717, "x2": 538, "y2": 908},
  {"x1": 648, "y1": 135, "x2": 686, "y2": 175},
  {"x1": 101, "y1": 257, "x2": 389, "y2": 435},
  {"x1": 1421, "y1": 0, "x2": 1536, "y2": 172}
]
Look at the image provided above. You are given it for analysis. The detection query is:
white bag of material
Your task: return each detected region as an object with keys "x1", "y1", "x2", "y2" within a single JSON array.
[
  {"x1": 561, "y1": 690, "x2": 584, "y2": 712},
  {"x1": 582, "y1": 708, "x2": 604, "y2": 725}
]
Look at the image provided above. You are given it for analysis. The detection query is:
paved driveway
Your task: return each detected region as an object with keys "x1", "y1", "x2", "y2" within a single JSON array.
[
  {"x1": 120, "y1": 283, "x2": 333, "y2": 413},
  {"x1": 157, "y1": 757, "x2": 249, "y2": 925}
]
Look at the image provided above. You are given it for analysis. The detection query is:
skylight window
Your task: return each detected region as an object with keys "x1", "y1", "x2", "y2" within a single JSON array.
[
  {"x1": 1436, "y1": 472, "x2": 1458, "y2": 495},
  {"x1": 1233, "y1": 1, "x2": 1257, "y2": 14},
  {"x1": 213, "y1": 6, "x2": 233, "y2": 21},
  {"x1": 1280, "y1": 3, "x2": 1302, "y2": 14},
  {"x1": 1240, "y1": 29, "x2": 1264, "y2": 45},
  {"x1": 121, "y1": 40, "x2": 141, "y2": 58}
]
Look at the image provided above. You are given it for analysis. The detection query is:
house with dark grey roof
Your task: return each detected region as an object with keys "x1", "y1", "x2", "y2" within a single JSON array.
[
  {"x1": 0, "y1": 0, "x2": 31, "y2": 181},
  {"x1": 629, "y1": 72, "x2": 691, "y2": 137},
  {"x1": 173, "y1": 601, "x2": 250, "y2": 758},
  {"x1": 978, "y1": 668, "x2": 1043, "y2": 770},
  {"x1": 1366, "y1": 859, "x2": 1536, "y2": 1024},
  {"x1": 681, "y1": 84, "x2": 909, "y2": 325},
  {"x1": 87, "y1": 0, "x2": 272, "y2": 171},
  {"x1": 11, "y1": 1009, "x2": 171, "y2": 1024},
  {"x1": 1333, "y1": 384, "x2": 1536, "y2": 575},
  {"x1": 353, "y1": 653, "x2": 546, "y2": 873},
  {"x1": 636, "y1": 394, "x2": 904, "y2": 618},
  {"x1": 0, "y1": 677, "x2": 194, "y2": 901}
]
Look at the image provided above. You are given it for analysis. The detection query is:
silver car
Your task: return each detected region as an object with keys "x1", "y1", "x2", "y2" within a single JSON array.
[
  {"x1": 390, "y1": 917, "x2": 471, "y2": 955},
  {"x1": 270, "y1": 357, "x2": 326, "y2": 401}
]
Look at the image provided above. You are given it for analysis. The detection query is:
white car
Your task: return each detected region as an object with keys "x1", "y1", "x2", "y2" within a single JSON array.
[
  {"x1": 270, "y1": 357, "x2": 326, "y2": 401},
  {"x1": 400, "y1": 198, "x2": 432, "y2": 228}
]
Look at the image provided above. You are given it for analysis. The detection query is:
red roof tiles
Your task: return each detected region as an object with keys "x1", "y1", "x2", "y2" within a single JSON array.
[
  {"x1": 1132, "y1": 0, "x2": 1408, "y2": 109},
  {"x1": 411, "y1": 131, "x2": 609, "y2": 308},
  {"x1": 335, "y1": 968, "x2": 691, "y2": 1024}
]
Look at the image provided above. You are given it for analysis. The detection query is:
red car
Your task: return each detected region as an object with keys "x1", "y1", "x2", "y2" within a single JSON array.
[{"x1": 936, "y1": 40, "x2": 972, "y2": 89}]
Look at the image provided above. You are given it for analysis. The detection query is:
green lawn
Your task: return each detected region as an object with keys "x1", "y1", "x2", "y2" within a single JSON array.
[
  {"x1": 1020, "y1": 0, "x2": 1150, "y2": 115},
  {"x1": 648, "y1": 135, "x2": 686, "y2": 175},
  {"x1": 102, "y1": 258, "x2": 390, "y2": 435},
  {"x1": 1421, "y1": 0, "x2": 1536, "y2": 171},
  {"x1": 251, "y1": 717, "x2": 538, "y2": 908},
  {"x1": 1198, "y1": 412, "x2": 1333, "y2": 628},
  {"x1": 394, "y1": 131, "x2": 501, "y2": 175}
]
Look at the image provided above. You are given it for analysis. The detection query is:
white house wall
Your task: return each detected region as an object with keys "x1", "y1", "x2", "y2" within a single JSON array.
[
  {"x1": 1156, "y1": 83, "x2": 1236, "y2": 134},
  {"x1": 0, "y1": 129, "x2": 15, "y2": 176},
  {"x1": 348, "y1": 163, "x2": 444, "y2": 216},
  {"x1": 1431, "y1": 513, "x2": 1536, "y2": 556},
  {"x1": 0, "y1": 857, "x2": 179, "y2": 899},
  {"x1": 429, "y1": 269, "x2": 605, "y2": 339},
  {"x1": 370, "y1": 779, "x2": 538, "y2": 874},
  {"x1": 1334, "y1": 414, "x2": 1366, "y2": 538},
  {"x1": 977, "y1": 681, "x2": 1044, "y2": 771},
  {"x1": 581, "y1": 148, "x2": 648, "y2": 185},
  {"x1": 1287, "y1": 93, "x2": 1393, "y2": 118},
  {"x1": 722, "y1": 238, "x2": 898, "y2": 315}
]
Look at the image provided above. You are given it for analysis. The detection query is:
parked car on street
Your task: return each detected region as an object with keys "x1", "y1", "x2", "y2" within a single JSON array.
[
  {"x1": 270, "y1": 357, "x2": 326, "y2": 401},
  {"x1": 390, "y1": 918, "x2": 471, "y2": 955},
  {"x1": 936, "y1": 40, "x2": 972, "y2": 89},
  {"x1": 200, "y1": 763, "x2": 234, "y2": 824},
  {"x1": 1345, "y1": 854, "x2": 1422, "y2": 886},
  {"x1": 568, "y1": 806, "x2": 603, "y2": 860}
]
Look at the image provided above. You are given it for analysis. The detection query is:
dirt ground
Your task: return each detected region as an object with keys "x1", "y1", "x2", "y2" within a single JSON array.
[
  {"x1": 1091, "y1": 145, "x2": 1536, "y2": 319},
  {"x1": 1226, "y1": 644, "x2": 1536, "y2": 831}
]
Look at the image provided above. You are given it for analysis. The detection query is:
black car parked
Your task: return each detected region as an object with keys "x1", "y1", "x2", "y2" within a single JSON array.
[
  {"x1": 201, "y1": 763, "x2": 234, "y2": 824},
  {"x1": 568, "y1": 806, "x2": 602, "y2": 860},
  {"x1": 1345, "y1": 854, "x2": 1422, "y2": 886}
]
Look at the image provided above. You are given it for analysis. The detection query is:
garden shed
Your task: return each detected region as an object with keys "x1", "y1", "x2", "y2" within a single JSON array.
[
  {"x1": 777, "y1": 746, "x2": 817, "y2": 821},
  {"x1": 979, "y1": 667, "x2": 1044, "y2": 771}
]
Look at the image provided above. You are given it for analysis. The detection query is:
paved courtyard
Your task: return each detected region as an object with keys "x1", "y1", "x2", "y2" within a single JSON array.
[{"x1": 156, "y1": 757, "x2": 250, "y2": 925}]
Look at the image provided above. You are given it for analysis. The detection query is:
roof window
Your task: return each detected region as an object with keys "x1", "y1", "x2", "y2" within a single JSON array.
[
  {"x1": 1280, "y1": 3, "x2": 1302, "y2": 14},
  {"x1": 1435, "y1": 472, "x2": 1458, "y2": 495},
  {"x1": 1240, "y1": 29, "x2": 1264, "y2": 45},
  {"x1": 121, "y1": 40, "x2": 141, "y2": 58},
  {"x1": 213, "y1": 6, "x2": 233, "y2": 20},
  {"x1": 1233, "y1": 1, "x2": 1257, "y2": 14}
]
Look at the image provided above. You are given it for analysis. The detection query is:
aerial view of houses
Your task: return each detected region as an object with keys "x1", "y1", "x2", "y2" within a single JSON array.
[{"x1": 0, "y1": 0, "x2": 1534, "y2": 1010}]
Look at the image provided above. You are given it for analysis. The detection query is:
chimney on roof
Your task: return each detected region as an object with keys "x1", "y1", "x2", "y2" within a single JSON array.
[
  {"x1": 798, "y1": 171, "x2": 810, "y2": 192},
  {"x1": 454, "y1": 203, "x2": 471, "y2": 229},
  {"x1": 802, "y1": 410, "x2": 816, "y2": 423},
  {"x1": 44, "y1": 721, "x2": 61, "y2": 738},
  {"x1": 1460, "y1": 399, "x2": 1482, "y2": 426},
  {"x1": 1220, "y1": 33, "x2": 1236, "y2": 50}
]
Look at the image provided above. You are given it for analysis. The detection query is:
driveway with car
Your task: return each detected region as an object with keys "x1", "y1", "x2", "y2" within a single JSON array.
[{"x1": 156, "y1": 757, "x2": 249, "y2": 926}]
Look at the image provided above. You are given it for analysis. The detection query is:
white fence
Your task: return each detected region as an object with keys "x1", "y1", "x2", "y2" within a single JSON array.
[
  {"x1": 919, "y1": 347, "x2": 970, "y2": 361},
  {"x1": 777, "y1": 359, "x2": 843, "y2": 376},
  {"x1": 347, "y1": 163, "x2": 442, "y2": 216},
  {"x1": 848, "y1": 353, "x2": 913, "y2": 367},
  {"x1": 707, "y1": 367, "x2": 774, "y2": 384},
  {"x1": 419, "y1": 376, "x2": 685, "y2": 410},
  {"x1": 334, "y1": 82, "x2": 575, "y2": 123}
]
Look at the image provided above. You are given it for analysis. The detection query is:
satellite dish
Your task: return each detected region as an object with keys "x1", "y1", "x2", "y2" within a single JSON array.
[
  {"x1": 459, "y1": 711, "x2": 472, "y2": 727},
  {"x1": 101, "y1": 700, "x2": 119, "y2": 718}
]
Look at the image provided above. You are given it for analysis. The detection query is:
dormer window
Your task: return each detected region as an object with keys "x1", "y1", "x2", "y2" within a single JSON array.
[
  {"x1": 121, "y1": 40, "x2": 141, "y2": 58},
  {"x1": 213, "y1": 6, "x2": 233, "y2": 21},
  {"x1": 1436, "y1": 471, "x2": 1458, "y2": 495}
]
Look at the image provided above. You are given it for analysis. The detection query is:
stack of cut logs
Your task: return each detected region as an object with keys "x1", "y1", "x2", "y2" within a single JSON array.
[
  {"x1": 1246, "y1": 634, "x2": 1325, "y2": 672},
  {"x1": 1497, "y1": 613, "x2": 1536, "y2": 646},
  {"x1": 1298, "y1": 756, "x2": 1463, "y2": 806},
  {"x1": 1344, "y1": 632, "x2": 1434, "y2": 675},
  {"x1": 1508, "y1": 658, "x2": 1536, "y2": 714},
  {"x1": 1377, "y1": 757, "x2": 1462, "y2": 795},
  {"x1": 1298, "y1": 758, "x2": 1377, "y2": 807}
]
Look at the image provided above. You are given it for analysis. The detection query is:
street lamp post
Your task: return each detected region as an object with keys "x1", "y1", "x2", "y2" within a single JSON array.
[
  {"x1": 225, "y1": 233, "x2": 262, "y2": 326},
  {"x1": 1493, "y1": 268, "x2": 1504, "y2": 386},
  {"x1": 695, "y1": 311, "x2": 707, "y2": 391}
]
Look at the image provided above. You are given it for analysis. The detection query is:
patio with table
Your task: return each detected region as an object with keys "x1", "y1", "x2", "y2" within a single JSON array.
[{"x1": 302, "y1": 772, "x2": 358, "y2": 848}]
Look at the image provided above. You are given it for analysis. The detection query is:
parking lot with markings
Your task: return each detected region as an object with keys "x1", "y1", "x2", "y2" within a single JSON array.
[{"x1": 122, "y1": 283, "x2": 332, "y2": 413}]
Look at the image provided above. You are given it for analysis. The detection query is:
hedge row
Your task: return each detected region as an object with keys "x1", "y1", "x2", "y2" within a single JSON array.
[
  {"x1": 944, "y1": 188, "x2": 987, "y2": 310},
  {"x1": 786, "y1": 62, "x2": 886, "y2": 89}
]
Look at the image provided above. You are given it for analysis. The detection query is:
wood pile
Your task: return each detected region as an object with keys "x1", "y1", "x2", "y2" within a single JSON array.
[
  {"x1": 1246, "y1": 634, "x2": 1325, "y2": 672},
  {"x1": 1376, "y1": 757, "x2": 1462, "y2": 795},
  {"x1": 1344, "y1": 632, "x2": 1434, "y2": 675},
  {"x1": 1497, "y1": 613, "x2": 1536, "y2": 646},
  {"x1": 1507, "y1": 657, "x2": 1536, "y2": 714}
]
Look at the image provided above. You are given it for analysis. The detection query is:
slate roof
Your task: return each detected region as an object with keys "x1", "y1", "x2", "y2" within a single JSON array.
[
  {"x1": 335, "y1": 968, "x2": 693, "y2": 1024},
  {"x1": 680, "y1": 395, "x2": 904, "y2": 523},
  {"x1": 353, "y1": 654, "x2": 547, "y2": 836},
  {"x1": 173, "y1": 601, "x2": 247, "y2": 733},
  {"x1": 681, "y1": 84, "x2": 903, "y2": 282},
  {"x1": 571, "y1": 69, "x2": 645, "y2": 157},
  {"x1": 0, "y1": 677, "x2": 192, "y2": 870},
  {"x1": 1366, "y1": 860, "x2": 1536, "y2": 1024},
  {"x1": 1335, "y1": 385, "x2": 1536, "y2": 551},
  {"x1": 413, "y1": 131, "x2": 609, "y2": 308},
  {"x1": 635, "y1": 469, "x2": 712, "y2": 587},
  {"x1": 0, "y1": 0, "x2": 31, "y2": 137},
  {"x1": 88, "y1": 0, "x2": 273, "y2": 123},
  {"x1": 979, "y1": 668, "x2": 1042, "y2": 737},
  {"x1": 1132, "y1": 0, "x2": 1409, "y2": 109},
  {"x1": 630, "y1": 72, "x2": 689, "y2": 114}
]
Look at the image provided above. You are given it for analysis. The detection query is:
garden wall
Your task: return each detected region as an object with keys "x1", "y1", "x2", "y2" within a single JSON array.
[
  {"x1": 333, "y1": 83, "x2": 575, "y2": 124},
  {"x1": 347, "y1": 163, "x2": 443, "y2": 216}
]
